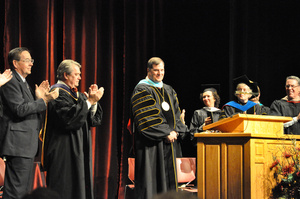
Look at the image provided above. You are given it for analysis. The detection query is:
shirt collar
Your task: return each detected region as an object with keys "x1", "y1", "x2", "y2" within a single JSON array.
[
  {"x1": 16, "y1": 71, "x2": 26, "y2": 82},
  {"x1": 57, "y1": 80, "x2": 70, "y2": 88},
  {"x1": 138, "y1": 76, "x2": 163, "y2": 88}
]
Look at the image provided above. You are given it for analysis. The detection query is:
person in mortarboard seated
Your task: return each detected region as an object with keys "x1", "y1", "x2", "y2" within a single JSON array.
[
  {"x1": 219, "y1": 75, "x2": 263, "y2": 119},
  {"x1": 189, "y1": 84, "x2": 221, "y2": 136}
]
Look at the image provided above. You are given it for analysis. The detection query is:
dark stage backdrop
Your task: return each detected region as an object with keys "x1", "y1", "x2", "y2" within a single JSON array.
[{"x1": 1, "y1": 0, "x2": 300, "y2": 198}]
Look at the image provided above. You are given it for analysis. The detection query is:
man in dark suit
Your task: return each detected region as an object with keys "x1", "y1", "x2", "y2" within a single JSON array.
[{"x1": 0, "y1": 47, "x2": 58, "y2": 199}]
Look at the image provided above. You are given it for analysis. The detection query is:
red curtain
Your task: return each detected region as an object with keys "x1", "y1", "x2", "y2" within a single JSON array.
[
  {"x1": 2, "y1": 0, "x2": 122, "y2": 198},
  {"x1": 4, "y1": 0, "x2": 286, "y2": 198},
  {"x1": 1, "y1": 0, "x2": 165, "y2": 198}
]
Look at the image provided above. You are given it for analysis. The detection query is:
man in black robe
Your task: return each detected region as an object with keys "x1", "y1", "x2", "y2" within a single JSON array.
[
  {"x1": 41, "y1": 60, "x2": 104, "y2": 199},
  {"x1": 270, "y1": 75, "x2": 300, "y2": 134},
  {"x1": 130, "y1": 57, "x2": 188, "y2": 199}
]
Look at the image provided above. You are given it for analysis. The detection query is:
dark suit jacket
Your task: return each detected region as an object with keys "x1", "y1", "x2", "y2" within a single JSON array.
[
  {"x1": 0, "y1": 88, "x2": 3, "y2": 118},
  {"x1": 0, "y1": 70, "x2": 46, "y2": 158}
]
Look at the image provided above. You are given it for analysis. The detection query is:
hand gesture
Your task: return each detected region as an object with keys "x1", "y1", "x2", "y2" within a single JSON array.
[
  {"x1": 166, "y1": 131, "x2": 178, "y2": 143},
  {"x1": 35, "y1": 80, "x2": 50, "y2": 100},
  {"x1": 204, "y1": 117, "x2": 212, "y2": 126},
  {"x1": 0, "y1": 69, "x2": 12, "y2": 87},
  {"x1": 44, "y1": 88, "x2": 59, "y2": 102},
  {"x1": 180, "y1": 109, "x2": 186, "y2": 124},
  {"x1": 85, "y1": 84, "x2": 104, "y2": 105},
  {"x1": 35, "y1": 81, "x2": 59, "y2": 103}
]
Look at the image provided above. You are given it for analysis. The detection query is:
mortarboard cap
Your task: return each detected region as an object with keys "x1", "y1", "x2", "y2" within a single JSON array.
[
  {"x1": 233, "y1": 75, "x2": 259, "y2": 97},
  {"x1": 201, "y1": 84, "x2": 220, "y2": 94}
]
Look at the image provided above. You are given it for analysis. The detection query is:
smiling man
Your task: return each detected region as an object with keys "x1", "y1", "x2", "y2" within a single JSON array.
[
  {"x1": 41, "y1": 59, "x2": 104, "y2": 199},
  {"x1": 0, "y1": 47, "x2": 58, "y2": 199},
  {"x1": 270, "y1": 75, "x2": 300, "y2": 134},
  {"x1": 130, "y1": 57, "x2": 188, "y2": 199}
]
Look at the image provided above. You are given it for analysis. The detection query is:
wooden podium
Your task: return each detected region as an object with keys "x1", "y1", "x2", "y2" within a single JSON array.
[{"x1": 194, "y1": 114, "x2": 298, "y2": 199}]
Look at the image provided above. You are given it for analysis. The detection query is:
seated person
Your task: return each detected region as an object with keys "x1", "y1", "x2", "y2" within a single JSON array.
[
  {"x1": 270, "y1": 75, "x2": 300, "y2": 134},
  {"x1": 220, "y1": 75, "x2": 262, "y2": 119},
  {"x1": 190, "y1": 84, "x2": 221, "y2": 135}
]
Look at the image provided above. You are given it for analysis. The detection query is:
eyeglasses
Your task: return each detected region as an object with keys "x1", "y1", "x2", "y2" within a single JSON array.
[
  {"x1": 285, "y1": 85, "x2": 299, "y2": 89},
  {"x1": 19, "y1": 59, "x2": 34, "y2": 64}
]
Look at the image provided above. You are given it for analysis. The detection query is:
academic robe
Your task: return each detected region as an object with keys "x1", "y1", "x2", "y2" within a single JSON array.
[
  {"x1": 189, "y1": 108, "x2": 221, "y2": 158},
  {"x1": 189, "y1": 108, "x2": 221, "y2": 135},
  {"x1": 270, "y1": 99, "x2": 300, "y2": 135},
  {"x1": 220, "y1": 100, "x2": 262, "y2": 120},
  {"x1": 131, "y1": 83, "x2": 188, "y2": 199},
  {"x1": 258, "y1": 104, "x2": 270, "y2": 115},
  {"x1": 42, "y1": 85, "x2": 103, "y2": 199}
]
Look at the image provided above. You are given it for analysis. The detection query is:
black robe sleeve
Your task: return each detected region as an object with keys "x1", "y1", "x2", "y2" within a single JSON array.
[{"x1": 270, "y1": 99, "x2": 300, "y2": 134}]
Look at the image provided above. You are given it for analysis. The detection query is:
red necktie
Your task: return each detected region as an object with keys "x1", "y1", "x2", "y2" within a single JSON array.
[{"x1": 71, "y1": 87, "x2": 78, "y2": 93}]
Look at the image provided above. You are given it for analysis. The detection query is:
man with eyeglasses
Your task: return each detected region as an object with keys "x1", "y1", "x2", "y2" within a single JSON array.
[
  {"x1": 270, "y1": 75, "x2": 300, "y2": 134},
  {"x1": 0, "y1": 47, "x2": 59, "y2": 199}
]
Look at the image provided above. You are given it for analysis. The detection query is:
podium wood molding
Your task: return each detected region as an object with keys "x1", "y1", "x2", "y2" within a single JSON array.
[
  {"x1": 195, "y1": 114, "x2": 297, "y2": 199},
  {"x1": 203, "y1": 114, "x2": 292, "y2": 135}
]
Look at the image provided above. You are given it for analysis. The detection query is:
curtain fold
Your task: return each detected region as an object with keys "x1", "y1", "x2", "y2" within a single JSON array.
[
  {"x1": 3, "y1": 0, "x2": 300, "y2": 199},
  {"x1": 2, "y1": 0, "x2": 120, "y2": 198}
]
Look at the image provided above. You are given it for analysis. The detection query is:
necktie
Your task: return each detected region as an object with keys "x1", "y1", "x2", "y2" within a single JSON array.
[
  {"x1": 24, "y1": 80, "x2": 34, "y2": 98},
  {"x1": 71, "y1": 87, "x2": 78, "y2": 93},
  {"x1": 24, "y1": 81, "x2": 30, "y2": 90}
]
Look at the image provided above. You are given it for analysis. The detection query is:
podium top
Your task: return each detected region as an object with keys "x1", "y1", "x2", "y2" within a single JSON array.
[{"x1": 202, "y1": 114, "x2": 292, "y2": 134}]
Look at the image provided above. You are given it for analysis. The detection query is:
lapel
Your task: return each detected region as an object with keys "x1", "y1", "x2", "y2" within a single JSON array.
[{"x1": 13, "y1": 70, "x2": 34, "y2": 101}]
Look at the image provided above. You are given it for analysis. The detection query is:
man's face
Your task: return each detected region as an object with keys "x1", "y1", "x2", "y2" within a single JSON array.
[
  {"x1": 236, "y1": 84, "x2": 252, "y2": 103},
  {"x1": 147, "y1": 62, "x2": 164, "y2": 83},
  {"x1": 286, "y1": 79, "x2": 300, "y2": 100},
  {"x1": 64, "y1": 64, "x2": 81, "y2": 88},
  {"x1": 14, "y1": 51, "x2": 33, "y2": 78}
]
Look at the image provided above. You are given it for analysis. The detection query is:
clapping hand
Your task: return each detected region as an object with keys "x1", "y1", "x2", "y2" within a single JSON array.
[
  {"x1": 35, "y1": 80, "x2": 59, "y2": 103},
  {"x1": 85, "y1": 84, "x2": 104, "y2": 105},
  {"x1": 45, "y1": 88, "x2": 59, "y2": 102},
  {"x1": 0, "y1": 69, "x2": 12, "y2": 87},
  {"x1": 35, "y1": 80, "x2": 50, "y2": 99}
]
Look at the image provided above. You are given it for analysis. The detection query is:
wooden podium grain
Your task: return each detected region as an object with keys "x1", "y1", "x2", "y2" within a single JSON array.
[{"x1": 194, "y1": 114, "x2": 297, "y2": 199}]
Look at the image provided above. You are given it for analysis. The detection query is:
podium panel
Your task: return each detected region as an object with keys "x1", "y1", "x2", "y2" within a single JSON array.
[{"x1": 196, "y1": 114, "x2": 296, "y2": 199}]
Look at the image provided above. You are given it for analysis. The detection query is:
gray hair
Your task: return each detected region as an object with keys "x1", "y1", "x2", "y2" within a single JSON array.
[
  {"x1": 286, "y1": 75, "x2": 300, "y2": 85},
  {"x1": 236, "y1": 83, "x2": 252, "y2": 92},
  {"x1": 56, "y1": 59, "x2": 81, "y2": 80}
]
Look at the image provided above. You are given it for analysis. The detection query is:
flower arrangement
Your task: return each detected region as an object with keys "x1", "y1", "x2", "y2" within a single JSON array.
[{"x1": 270, "y1": 139, "x2": 300, "y2": 198}]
